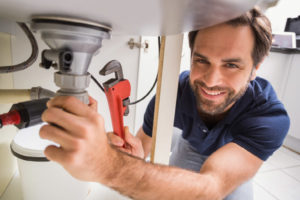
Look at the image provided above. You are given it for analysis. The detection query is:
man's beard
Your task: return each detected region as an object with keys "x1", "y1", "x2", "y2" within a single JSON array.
[{"x1": 190, "y1": 75, "x2": 252, "y2": 116}]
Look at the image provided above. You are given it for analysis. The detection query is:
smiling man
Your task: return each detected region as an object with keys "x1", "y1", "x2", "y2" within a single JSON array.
[
  {"x1": 40, "y1": 7, "x2": 290, "y2": 200},
  {"x1": 189, "y1": 22, "x2": 260, "y2": 125}
]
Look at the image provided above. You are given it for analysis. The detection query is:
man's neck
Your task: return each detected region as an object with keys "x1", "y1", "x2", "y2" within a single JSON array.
[{"x1": 198, "y1": 110, "x2": 228, "y2": 130}]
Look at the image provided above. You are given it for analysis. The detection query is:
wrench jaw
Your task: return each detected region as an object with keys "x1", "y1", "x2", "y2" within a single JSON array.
[
  {"x1": 100, "y1": 60, "x2": 131, "y2": 139},
  {"x1": 100, "y1": 60, "x2": 124, "y2": 89}
]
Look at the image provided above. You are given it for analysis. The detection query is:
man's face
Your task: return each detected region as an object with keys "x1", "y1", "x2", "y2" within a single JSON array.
[{"x1": 190, "y1": 23, "x2": 258, "y2": 116}]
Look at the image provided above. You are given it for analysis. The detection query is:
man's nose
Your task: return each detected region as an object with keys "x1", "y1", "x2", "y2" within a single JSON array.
[{"x1": 202, "y1": 65, "x2": 222, "y2": 88}]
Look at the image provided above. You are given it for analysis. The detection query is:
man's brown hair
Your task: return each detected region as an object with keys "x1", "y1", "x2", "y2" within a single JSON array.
[{"x1": 188, "y1": 7, "x2": 272, "y2": 66}]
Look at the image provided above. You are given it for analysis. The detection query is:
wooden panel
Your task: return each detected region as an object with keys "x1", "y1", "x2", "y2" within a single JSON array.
[{"x1": 151, "y1": 34, "x2": 183, "y2": 165}]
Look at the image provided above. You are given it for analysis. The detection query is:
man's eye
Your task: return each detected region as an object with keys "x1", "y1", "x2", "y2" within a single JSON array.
[{"x1": 225, "y1": 63, "x2": 238, "y2": 68}]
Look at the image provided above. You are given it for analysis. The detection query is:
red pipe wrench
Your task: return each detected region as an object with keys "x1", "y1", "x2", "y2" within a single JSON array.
[{"x1": 100, "y1": 60, "x2": 131, "y2": 140}]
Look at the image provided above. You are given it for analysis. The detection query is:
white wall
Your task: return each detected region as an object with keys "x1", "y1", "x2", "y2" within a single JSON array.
[
  {"x1": 0, "y1": 32, "x2": 18, "y2": 197},
  {"x1": 134, "y1": 37, "x2": 159, "y2": 133},
  {"x1": 265, "y1": 0, "x2": 300, "y2": 32},
  {"x1": 256, "y1": 52, "x2": 292, "y2": 100}
]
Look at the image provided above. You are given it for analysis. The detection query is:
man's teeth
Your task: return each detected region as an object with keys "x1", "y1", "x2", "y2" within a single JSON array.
[{"x1": 205, "y1": 91, "x2": 221, "y2": 95}]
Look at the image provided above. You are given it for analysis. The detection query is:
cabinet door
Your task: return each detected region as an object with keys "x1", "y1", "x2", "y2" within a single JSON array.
[
  {"x1": 257, "y1": 52, "x2": 293, "y2": 101},
  {"x1": 282, "y1": 54, "x2": 300, "y2": 140}
]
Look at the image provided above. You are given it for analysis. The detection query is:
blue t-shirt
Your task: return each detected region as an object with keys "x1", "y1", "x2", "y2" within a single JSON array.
[{"x1": 143, "y1": 71, "x2": 290, "y2": 161}]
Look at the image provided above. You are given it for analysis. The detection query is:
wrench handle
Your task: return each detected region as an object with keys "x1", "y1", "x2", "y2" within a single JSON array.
[{"x1": 104, "y1": 79, "x2": 131, "y2": 140}]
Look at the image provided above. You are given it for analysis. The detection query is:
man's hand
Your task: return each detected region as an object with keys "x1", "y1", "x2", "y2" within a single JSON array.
[
  {"x1": 107, "y1": 127, "x2": 144, "y2": 159},
  {"x1": 88, "y1": 96, "x2": 98, "y2": 111},
  {"x1": 39, "y1": 96, "x2": 114, "y2": 182}
]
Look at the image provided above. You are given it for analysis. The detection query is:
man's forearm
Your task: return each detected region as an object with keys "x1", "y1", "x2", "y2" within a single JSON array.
[{"x1": 103, "y1": 148, "x2": 222, "y2": 200}]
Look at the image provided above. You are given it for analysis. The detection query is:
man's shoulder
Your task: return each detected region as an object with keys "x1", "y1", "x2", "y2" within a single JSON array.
[
  {"x1": 229, "y1": 76, "x2": 288, "y2": 126},
  {"x1": 230, "y1": 77, "x2": 290, "y2": 161},
  {"x1": 247, "y1": 76, "x2": 281, "y2": 107},
  {"x1": 234, "y1": 76, "x2": 289, "y2": 135},
  {"x1": 179, "y1": 70, "x2": 190, "y2": 85},
  {"x1": 178, "y1": 71, "x2": 192, "y2": 95}
]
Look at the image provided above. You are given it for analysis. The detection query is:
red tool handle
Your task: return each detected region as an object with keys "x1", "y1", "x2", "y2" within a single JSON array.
[
  {"x1": 0, "y1": 110, "x2": 21, "y2": 127},
  {"x1": 104, "y1": 79, "x2": 131, "y2": 140}
]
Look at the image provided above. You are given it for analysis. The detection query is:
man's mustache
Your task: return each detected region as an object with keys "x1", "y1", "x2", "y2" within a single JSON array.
[{"x1": 194, "y1": 80, "x2": 228, "y2": 92}]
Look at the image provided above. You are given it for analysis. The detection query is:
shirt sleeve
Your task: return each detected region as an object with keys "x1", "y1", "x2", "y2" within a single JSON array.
[
  {"x1": 142, "y1": 96, "x2": 156, "y2": 137},
  {"x1": 232, "y1": 104, "x2": 290, "y2": 161}
]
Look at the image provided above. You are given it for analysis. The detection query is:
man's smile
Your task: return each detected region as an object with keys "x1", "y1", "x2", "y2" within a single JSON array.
[{"x1": 199, "y1": 87, "x2": 226, "y2": 101}]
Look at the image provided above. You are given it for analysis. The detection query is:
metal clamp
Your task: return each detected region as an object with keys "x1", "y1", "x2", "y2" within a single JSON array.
[
  {"x1": 40, "y1": 49, "x2": 73, "y2": 72},
  {"x1": 127, "y1": 38, "x2": 149, "y2": 52}
]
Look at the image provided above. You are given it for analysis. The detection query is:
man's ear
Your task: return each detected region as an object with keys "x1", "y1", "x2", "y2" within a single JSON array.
[{"x1": 251, "y1": 63, "x2": 261, "y2": 81}]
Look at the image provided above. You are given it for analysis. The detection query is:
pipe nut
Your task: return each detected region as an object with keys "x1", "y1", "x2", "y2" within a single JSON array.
[
  {"x1": 54, "y1": 72, "x2": 91, "y2": 90},
  {"x1": 55, "y1": 91, "x2": 89, "y2": 104}
]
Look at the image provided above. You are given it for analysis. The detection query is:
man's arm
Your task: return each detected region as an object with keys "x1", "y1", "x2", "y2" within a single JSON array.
[
  {"x1": 107, "y1": 142, "x2": 262, "y2": 200},
  {"x1": 40, "y1": 96, "x2": 262, "y2": 200}
]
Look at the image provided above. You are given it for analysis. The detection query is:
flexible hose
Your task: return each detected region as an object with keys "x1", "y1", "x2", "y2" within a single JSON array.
[{"x1": 0, "y1": 22, "x2": 38, "y2": 73}]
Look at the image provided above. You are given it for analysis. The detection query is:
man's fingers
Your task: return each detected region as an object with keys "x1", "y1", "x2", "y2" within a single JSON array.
[
  {"x1": 41, "y1": 107, "x2": 84, "y2": 136},
  {"x1": 124, "y1": 126, "x2": 136, "y2": 145},
  {"x1": 107, "y1": 132, "x2": 124, "y2": 147},
  {"x1": 47, "y1": 96, "x2": 92, "y2": 117},
  {"x1": 44, "y1": 145, "x2": 65, "y2": 163},
  {"x1": 40, "y1": 124, "x2": 78, "y2": 150}
]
